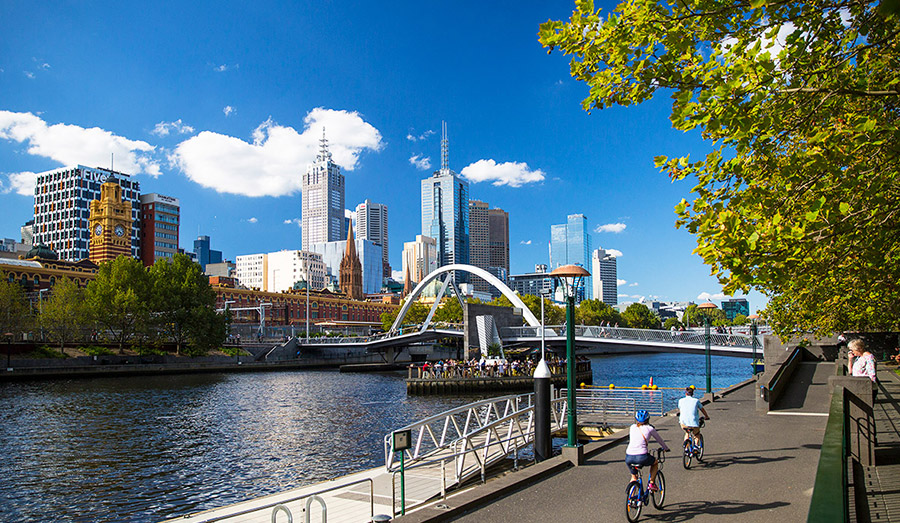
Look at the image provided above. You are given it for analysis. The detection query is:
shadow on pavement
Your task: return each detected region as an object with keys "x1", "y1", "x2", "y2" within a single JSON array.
[
  {"x1": 695, "y1": 454, "x2": 794, "y2": 469},
  {"x1": 772, "y1": 362, "x2": 817, "y2": 410},
  {"x1": 652, "y1": 500, "x2": 791, "y2": 521}
]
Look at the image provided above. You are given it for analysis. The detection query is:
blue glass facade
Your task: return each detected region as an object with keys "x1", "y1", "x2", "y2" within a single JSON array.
[
  {"x1": 549, "y1": 214, "x2": 592, "y2": 303},
  {"x1": 194, "y1": 235, "x2": 223, "y2": 271},
  {"x1": 421, "y1": 170, "x2": 469, "y2": 282}
]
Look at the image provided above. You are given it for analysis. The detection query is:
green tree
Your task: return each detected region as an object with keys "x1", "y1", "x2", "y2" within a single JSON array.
[
  {"x1": 185, "y1": 304, "x2": 229, "y2": 356},
  {"x1": 150, "y1": 253, "x2": 220, "y2": 354},
  {"x1": 433, "y1": 297, "x2": 464, "y2": 323},
  {"x1": 540, "y1": 1, "x2": 900, "y2": 337},
  {"x1": 576, "y1": 298, "x2": 622, "y2": 326},
  {"x1": 41, "y1": 277, "x2": 88, "y2": 353},
  {"x1": 621, "y1": 303, "x2": 662, "y2": 329},
  {"x1": 381, "y1": 300, "x2": 430, "y2": 331},
  {"x1": 732, "y1": 313, "x2": 749, "y2": 326},
  {"x1": 663, "y1": 317, "x2": 683, "y2": 331},
  {"x1": 0, "y1": 271, "x2": 33, "y2": 342},
  {"x1": 518, "y1": 294, "x2": 566, "y2": 325},
  {"x1": 85, "y1": 255, "x2": 151, "y2": 353}
]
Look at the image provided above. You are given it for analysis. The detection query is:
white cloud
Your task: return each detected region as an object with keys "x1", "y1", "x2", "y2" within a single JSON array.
[
  {"x1": 461, "y1": 159, "x2": 545, "y2": 187},
  {"x1": 152, "y1": 119, "x2": 195, "y2": 137},
  {"x1": 0, "y1": 111, "x2": 161, "y2": 187},
  {"x1": 24, "y1": 71, "x2": 34, "y2": 79},
  {"x1": 223, "y1": 106, "x2": 235, "y2": 116},
  {"x1": 1, "y1": 171, "x2": 38, "y2": 196},
  {"x1": 629, "y1": 282, "x2": 639, "y2": 287},
  {"x1": 391, "y1": 269, "x2": 405, "y2": 282},
  {"x1": 596, "y1": 223, "x2": 626, "y2": 233},
  {"x1": 172, "y1": 108, "x2": 383, "y2": 197},
  {"x1": 284, "y1": 218, "x2": 301, "y2": 228},
  {"x1": 409, "y1": 154, "x2": 431, "y2": 170},
  {"x1": 697, "y1": 292, "x2": 728, "y2": 301},
  {"x1": 215, "y1": 64, "x2": 228, "y2": 72},
  {"x1": 41, "y1": 63, "x2": 50, "y2": 69},
  {"x1": 520, "y1": 240, "x2": 532, "y2": 245},
  {"x1": 246, "y1": 217, "x2": 258, "y2": 224},
  {"x1": 406, "y1": 129, "x2": 435, "y2": 142},
  {"x1": 606, "y1": 248, "x2": 623, "y2": 258},
  {"x1": 555, "y1": 79, "x2": 564, "y2": 86},
  {"x1": 345, "y1": 209, "x2": 356, "y2": 227},
  {"x1": 616, "y1": 279, "x2": 627, "y2": 286}
]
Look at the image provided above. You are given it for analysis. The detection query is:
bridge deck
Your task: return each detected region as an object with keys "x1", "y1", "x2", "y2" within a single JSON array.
[{"x1": 412, "y1": 362, "x2": 834, "y2": 523}]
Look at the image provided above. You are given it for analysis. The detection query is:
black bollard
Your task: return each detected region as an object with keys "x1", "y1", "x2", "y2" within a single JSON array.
[{"x1": 534, "y1": 357, "x2": 551, "y2": 462}]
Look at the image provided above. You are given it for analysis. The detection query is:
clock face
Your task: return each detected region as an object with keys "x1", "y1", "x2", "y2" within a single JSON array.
[
  {"x1": 114, "y1": 225, "x2": 126, "y2": 237},
  {"x1": 94, "y1": 224, "x2": 103, "y2": 237}
]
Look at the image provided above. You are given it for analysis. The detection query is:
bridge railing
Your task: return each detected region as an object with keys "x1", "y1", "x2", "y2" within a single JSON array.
[
  {"x1": 501, "y1": 325, "x2": 758, "y2": 348},
  {"x1": 296, "y1": 324, "x2": 465, "y2": 345}
]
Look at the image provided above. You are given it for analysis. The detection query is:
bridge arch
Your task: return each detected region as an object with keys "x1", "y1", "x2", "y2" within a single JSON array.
[{"x1": 390, "y1": 264, "x2": 541, "y2": 332}]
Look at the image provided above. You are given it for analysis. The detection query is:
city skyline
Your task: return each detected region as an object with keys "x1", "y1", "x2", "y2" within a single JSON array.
[{"x1": 0, "y1": 1, "x2": 765, "y2": 311}]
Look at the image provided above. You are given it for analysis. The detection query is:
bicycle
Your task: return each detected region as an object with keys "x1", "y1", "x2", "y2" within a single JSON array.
[
  {"x1": 682, "y1": 417, "x2": 706, "y2": 469},
  {"x1": 625, "y1": 448, "x2": 667, "y2": 522}
]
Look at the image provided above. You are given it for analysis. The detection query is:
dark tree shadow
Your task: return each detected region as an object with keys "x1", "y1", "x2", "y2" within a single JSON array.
[{"x1": 649, "y1": 500, "x2": 791, "y2": 521}]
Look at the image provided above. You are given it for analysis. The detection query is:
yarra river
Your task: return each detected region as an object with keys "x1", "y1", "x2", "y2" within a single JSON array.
[{"x1": 0, "y1": 353, "x2": 752, "y2": 522}]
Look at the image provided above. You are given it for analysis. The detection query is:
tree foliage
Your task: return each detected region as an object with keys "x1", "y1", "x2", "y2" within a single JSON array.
[
  {"x1": 150, "y1": 253, "x2": 222, "y2": 354},
  {"x1": 540, "y1": 0, "x2": 900, "y2": 337},
  {"x1": 621, "y1": 303, "x2": 662, "y2": 329},
  {"x1": 576, "y1": 298, "x2": 622, "y2": 326},
  {"x1": 0, "y1": 271, "x2": 33, "y2": 341},
  {"x1": 41, "y1": 277, "x2": 88, "y2": 352},
  {"x1": 86, "y1": 256, "x2": 151, "y2": 353}
]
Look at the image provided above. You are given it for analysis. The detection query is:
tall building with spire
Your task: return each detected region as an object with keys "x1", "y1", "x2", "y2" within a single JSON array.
[
  {"x1": 339, "y1": 223, "x2": 364, "y2": 300},
  {"x1": 302, "y1": 130, "x2": 345, "y2": 250},
  {"x1": 420, "y1": 122, "x2": 469, "y2": 282}
]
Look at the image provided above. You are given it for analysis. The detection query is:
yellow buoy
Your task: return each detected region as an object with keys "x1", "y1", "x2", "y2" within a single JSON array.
[
  {"x1": 651, "y1": 385, "x2": 658, "y2": 390},
  {"x1": 609, "y1": 384, "x2": 615, "y2": 389},
  {"x1": 580, "y1": 382, "x2": 586, "y2": 388},
  {"x1": 641, "y1": 384, "x2": 648, "y2": 390}
]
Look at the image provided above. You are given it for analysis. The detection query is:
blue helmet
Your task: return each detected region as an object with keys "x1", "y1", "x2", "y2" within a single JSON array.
[{"x1": 635, "y1": 410, "x2": 650, "y2": 423}]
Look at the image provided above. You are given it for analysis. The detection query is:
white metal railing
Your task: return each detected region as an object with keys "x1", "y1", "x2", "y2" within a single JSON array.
[
  {"x1": 502, "y1": 325, "x2": 762, "y2": 349},
  {"x1": 297, "y1": 324, "x2": 465, "y2": 345},
  {"x1": 568, "y1": 388, "x2": 666, "y2": 425}
]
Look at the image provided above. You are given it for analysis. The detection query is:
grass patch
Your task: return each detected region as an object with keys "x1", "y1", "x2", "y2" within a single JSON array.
[
  {"x1": 221, "y1": 347, "x2": 250, "y2": 357},
  {"x1": 27, "y1": 346, "x2": 68, "y2": 359},
  {"x1": 79, "y1": 345, "x2": 115, "y2": 356}
]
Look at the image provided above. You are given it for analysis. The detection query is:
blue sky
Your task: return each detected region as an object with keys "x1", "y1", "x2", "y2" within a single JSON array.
[{"x1": 0, "y1": 0, "x2": 765, "y2": 312}]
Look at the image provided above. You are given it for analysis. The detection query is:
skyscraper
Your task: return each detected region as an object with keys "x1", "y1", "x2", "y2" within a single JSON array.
[
  {"x1": 468, "y1": 199, "x2": 490, "y2": 293},
  {"x1": 550, "y1": 214, "x2": 592, "y2": 303},
  {"x1": 421, "y1": 122, "x2": 469, "y2": 282},
  {"x1": 591, "y1": 247, "x2": 618, "y2": 305},
  {"x1": 302, "y1": 130, "x2": 345, "y2": 251},
  {"x1": 194, "y1": 235, "x2": 223, "y2": 271},
  {"x1": 356, "y1": 199, "x2": 389, "y2": 274},
  {"x1": 32, "y1": 165, "x2": 141, "y2": 262},
  {"x1": 488, "y1": 207, "x2": 509, "y2": 276},
  {"x1": 139, "y1": 193, "x2": 180, "y2": 267},
  {"x1": 402, "y1": 235, "x2": 438, "y2": 285}
]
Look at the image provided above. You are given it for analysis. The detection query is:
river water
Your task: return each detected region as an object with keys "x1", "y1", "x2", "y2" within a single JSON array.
[{"x1": 0, "y1": 353, "x2": 753, "y2": 522}]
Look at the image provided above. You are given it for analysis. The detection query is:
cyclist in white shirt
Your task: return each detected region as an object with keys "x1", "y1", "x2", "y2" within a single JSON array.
[{"x1": 678, "y1": 386, "x2": 709, "y2": 445}]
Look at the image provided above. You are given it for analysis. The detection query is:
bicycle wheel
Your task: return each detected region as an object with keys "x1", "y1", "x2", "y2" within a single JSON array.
[
  {"x1": 682, "y1": 440, "x2": 693, "y2": 469},
  {"x1": 625, "y1": 481, "x2": 642, "y2": 522},
  {"x1": 651, "y1": 470, "x2": 666, "y2": 509},
  {"x1": 696, "y1": 433, "x2": 704, "y2": 461}
]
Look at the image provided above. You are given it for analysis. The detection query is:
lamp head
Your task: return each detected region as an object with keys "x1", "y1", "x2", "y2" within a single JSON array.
[{"x1": 549, "y1": 264, "x2": 591, "y2": 299}]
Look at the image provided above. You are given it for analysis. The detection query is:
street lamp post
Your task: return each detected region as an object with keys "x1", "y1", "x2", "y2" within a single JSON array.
[
  {"x1": 550, "y1": 264, "x2": 590, "y2": 466},
  {"x1": 698, "y1": 301, "x2": 719, "y2": 395},
  {"x1": 748, "y1": 314, "x2": 760, "y2": 374}
]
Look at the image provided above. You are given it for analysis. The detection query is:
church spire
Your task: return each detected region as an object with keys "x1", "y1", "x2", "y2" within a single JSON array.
[
  {"x1": 339, "y1": 220, "x2": 363, "y2": 300},
  {"x1": 403, "y1": 264, "x2": 412, "y2": 297}
]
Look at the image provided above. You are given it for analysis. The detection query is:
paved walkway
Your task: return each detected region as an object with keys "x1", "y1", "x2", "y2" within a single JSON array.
[{"x1": 433, "y1": 362, "x2": 833, "y2": 522}]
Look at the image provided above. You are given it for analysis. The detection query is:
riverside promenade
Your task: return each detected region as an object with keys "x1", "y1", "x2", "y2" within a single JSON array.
[{"x1": 399, "y1": 361, "x2": 837, "y2": 522}]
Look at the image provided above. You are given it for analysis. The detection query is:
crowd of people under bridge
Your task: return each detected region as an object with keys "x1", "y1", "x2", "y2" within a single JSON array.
[{"x1": 411, "y1": 356, "x2": 590, "y2": 379}]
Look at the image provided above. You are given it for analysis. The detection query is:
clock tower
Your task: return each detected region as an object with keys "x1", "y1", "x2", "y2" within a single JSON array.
[{"x1": 89, "y1": 177, "x2": 133, "y2": 264}]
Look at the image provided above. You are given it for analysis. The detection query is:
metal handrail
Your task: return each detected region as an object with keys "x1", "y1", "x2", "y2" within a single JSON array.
[
  {"x1": 185, "y1": 477, "x2": 374, "y2": 523},
  {"x1": 807, "y1": 386, "x2": 850, "y2": 522},
  {"x1": 501, "y1": 325, "x2": 761, "y2": 349}
]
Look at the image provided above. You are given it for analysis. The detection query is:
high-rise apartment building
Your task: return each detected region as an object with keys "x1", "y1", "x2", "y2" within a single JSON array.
[
  {"x1": 194, "y1": 235, "x2": 223, "y2": 272},
  {"x1": 722, "y1": 298, "x2": 750, "y2": 321},
  {"x1": 302, "y1": 131, "x2": 345, "y2": 251},
  {"x1": 139, "y1": 193, "x2": 180, "y2": 267},
  {"x1": 356, "y1": 199, "x2": 389, "y2": 274},
  {"x1": 421, "y1": 122, "x2": 468, "y2": 282},
  {"x1": 20, "y1": 220, "x2": 34, "y2": 246},
  {"x1": 509, "y1": 264, "x2": 556, "y2": 299},
  {"x1": 235, "y1": 250, "x2": 327, "y2": 293},
  {"x1": 402, "y1": 235, "x2": 438, "y2": 285},
  {"x1": 488, "y1": 207, "x2": 509, "y2": 275},
  {"x1": 32, "y1": 165, "x2": 141, "y2": 262},
  {"x1": 591, "y1": 247, "x2": 618, "y2": 305},
  {"x1": 550, "y1": 214, "x2": 592, "y2": 303}
]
